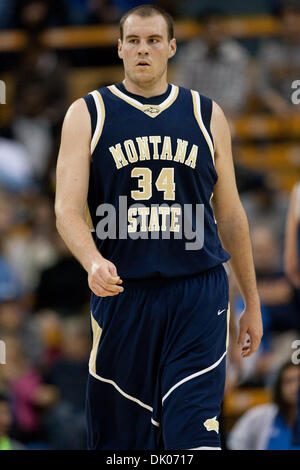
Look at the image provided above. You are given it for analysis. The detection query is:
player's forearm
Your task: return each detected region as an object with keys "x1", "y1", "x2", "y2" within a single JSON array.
[
  {"x1": 217, "y1": 208, "x2": 260, "y2": 310},
  {"x1": 56, "y1": 208, "x2": 102, "y2": 273}
]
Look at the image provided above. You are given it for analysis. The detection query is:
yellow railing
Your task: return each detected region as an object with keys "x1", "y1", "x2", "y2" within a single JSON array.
[{"x1": 0, "y1": 15, "x2": 283, "y2": 52}]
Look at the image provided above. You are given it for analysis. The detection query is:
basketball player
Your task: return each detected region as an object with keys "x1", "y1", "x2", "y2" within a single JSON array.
[{"x1": 55, "y1": 5, "x2": 263, "y2": 450}]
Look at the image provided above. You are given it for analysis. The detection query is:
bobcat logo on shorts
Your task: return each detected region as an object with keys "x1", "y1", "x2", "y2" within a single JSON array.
[{"x1": 204, "y1": 416, "x2": 219, "y2": 434}]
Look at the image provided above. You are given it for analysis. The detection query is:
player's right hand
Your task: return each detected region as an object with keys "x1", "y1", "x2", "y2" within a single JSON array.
[{"x1": 88, "y1": 257, "x2": 124, "y2": 297}]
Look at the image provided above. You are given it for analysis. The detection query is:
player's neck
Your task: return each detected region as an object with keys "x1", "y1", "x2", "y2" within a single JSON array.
[{"x1": 122, "y1": 77, "x2": 169, "y2": 98}]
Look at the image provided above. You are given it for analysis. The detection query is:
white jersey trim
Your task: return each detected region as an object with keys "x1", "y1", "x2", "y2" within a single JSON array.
[
  {"x1": 109, "y1": 84, "x2": 177, "y2": 108},
  {"x1": 107, "y1": 84, "x2": 179, "y2": 115},
  {"x1": 89, "y1": 90, "x2": 105, "y2": 154},
  {"x1": 151, "y1": 418, "x2": 160, "y2": 427},
  {"x1": 191, "y1": 90, "x2": 215, "y2": 165}
]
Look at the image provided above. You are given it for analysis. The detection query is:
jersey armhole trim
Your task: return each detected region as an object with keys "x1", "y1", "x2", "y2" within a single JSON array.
[
  {"x1": 84, "y1": 203, "x2": 95, "y2": 232},
  {"x1": 191, "y1": 90, "x2": 215, "y2": 166},
  {"x1": 89, "y1": 90, "x2": 106, "y2": 155}
]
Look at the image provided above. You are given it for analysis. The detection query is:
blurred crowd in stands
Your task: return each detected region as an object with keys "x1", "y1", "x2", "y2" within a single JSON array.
[{"x1": 0, "y1": 0, "x2": 300, "y2": 450}]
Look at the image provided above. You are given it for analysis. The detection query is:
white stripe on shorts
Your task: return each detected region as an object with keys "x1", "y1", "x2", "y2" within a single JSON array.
[{"x1": 162, "y1": 350, "x2": 227, "y2": 405}]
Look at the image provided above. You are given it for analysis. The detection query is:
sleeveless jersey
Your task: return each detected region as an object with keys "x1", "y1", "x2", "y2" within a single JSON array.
[{"x1": 83, "y1": 83, "x2": 230, "y2": 279}]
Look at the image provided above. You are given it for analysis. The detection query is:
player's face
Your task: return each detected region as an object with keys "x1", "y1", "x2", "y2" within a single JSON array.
[{"x1": 118, "y1": 14, "x2": 176, "y2": 87}]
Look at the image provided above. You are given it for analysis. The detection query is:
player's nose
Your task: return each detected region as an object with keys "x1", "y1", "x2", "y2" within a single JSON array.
[{"x1": 137, "y1": 40, "x2": 150, "y2": 55}]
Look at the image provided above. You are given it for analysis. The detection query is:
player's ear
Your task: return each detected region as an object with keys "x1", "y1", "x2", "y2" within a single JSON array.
[
  {"x1": 118, "y1": 39, "x2": 123, "y2": 59},
  {"x1": 168, "y1": 38, "x2": 177, "y2": 59}
]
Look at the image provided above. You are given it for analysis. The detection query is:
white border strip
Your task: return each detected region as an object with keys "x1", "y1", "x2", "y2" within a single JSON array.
[
  {"x1": 151, "y1": 418, "x2": 160, "y2": 427},
  {"x1": 159, "y1": 84, "x2": 176, "y2": 108},
  {"x1": 89, "y1": 369, "x2": 153, "y2": 412},
  {"x1": 194, "y1": 91, "x2": 215, "y2": 165},
  {"x1": 110, "y1": 84, "x2": 144, "y2": 107},
  {"x1": 188, "y1": 447, "x2": 221, "y2": 450},
  {"x1": 162, "y1": 350, "x2": 227, "y2": 405},
  {"x1": 90, "y1": 368, "x2": 160, "y2": 426},
  {"x1": 109, "y1": 84, "x2": 175, "y2": 109},
  {"x1": 90, "y1": 90, "x2": 102, "y2": 153}
]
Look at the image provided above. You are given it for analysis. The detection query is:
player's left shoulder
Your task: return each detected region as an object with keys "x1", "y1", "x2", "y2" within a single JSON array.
[
  {"x1": 181, "y1": 85, "x2": 213, "y2": 103},
  {"x1": 211, "y1": 100, "x2": 226, "y2": 122},
  {"x1": 211, "y1": 99, "x2": 229, "y2": 128},
  {"x1": 210, "y1": 101, "x2": 232, "y2": 152},
  {"x1": 180, "y1": 85, "x2": 215, "y2": 116}
]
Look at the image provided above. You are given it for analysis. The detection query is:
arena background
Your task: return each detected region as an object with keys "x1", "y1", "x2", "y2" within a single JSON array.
[{"x1": 0, "y1": 0, "x2": 299, "y2": 450}]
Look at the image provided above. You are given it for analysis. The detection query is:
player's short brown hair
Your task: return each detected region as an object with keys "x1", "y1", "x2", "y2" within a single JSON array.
[{"x1": 119, "y1": 4, "x2": 174, "y2": 41}]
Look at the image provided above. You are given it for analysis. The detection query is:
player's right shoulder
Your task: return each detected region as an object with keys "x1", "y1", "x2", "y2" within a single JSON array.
[
  {"x1": 62, "y1": 97, "x2": 91, "y2": 138},
  {"x1": 64, "y1": 97, "x2": 89, "y2": 122}
]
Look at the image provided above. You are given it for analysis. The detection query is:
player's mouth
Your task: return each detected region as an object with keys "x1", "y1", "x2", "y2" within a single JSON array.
[{"x1": 136, "y1": 61, "x2": 150, "y2": 67}]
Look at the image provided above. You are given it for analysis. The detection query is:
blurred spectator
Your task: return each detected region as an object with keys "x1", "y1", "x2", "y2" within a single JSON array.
[
  {"x1": 35, "y1": 234, "x2": 89, "y2": 316},
  {"x1": 173, "y1": 8, "x2": 250, "y2": 116},
  {"x1": 44, "y1": 317, "x2": 90, "y2": 449},
  {"x1": 0, "y1": 191, "x2": 24, "y2": 301},
  {"x1": 4, "y1": 193, "x2": 58, "y2": 291},
  {"x1": 34, "y1": 310, "x2": 64, "y2": 367},
  {"x1": 0, "y1": 138, "x2": 35, "y2": 193},
  {"x1": 284, "y1": 181, "x2": 300, "y2": 289},
  {"x1": 0, "y1": 393, "x2": 25, "y2": 450},
  {"x1": 63, "y1": 0, "x2": 92, "y2": 25},
  {"x1": 284, "y1": 181, "x2": 300, "y2": 447},
  {"x1": 174, "y1": 0, "x2": 280, "y2": 17},
  {"x1": 0, "y1": 0, "x2": 17, "y2": 30},
  {"x1": 0, "y1": 299, "x2": 44, "y2": 367},
  {"x1": 12, "y1": 36, "x2": 68, "y2": 182},
  {"x1": 88, "y1": 0, "x2": 123, "y2": 23},
  {"x1": 230, "y1": 224, "x2": 300, "y2": 388},
  {"x1": 15, "y1": 0, "x2": 68, "y2": 31},
  {"x1": 240, "y1": 174, "x2": 289, "y2": 250},
  {"x1": 251, "y1": 226, "x2": 300, "y2": 333},
  {"x1": 156, "y1": 0, "x2": 181, "y2": 17},
  {"x1": 88, "y1": 0, "x2": 155, "y2": 24},
  {"x1": 0, "y1": 259, "x2": 23, "y2": 307},
  {"x1": 0, "y1": 336, "x2": 58, "y2": 446},
  {"x1": 227, "y1": 362, "x2": 300, "y2": 449},
  {"x1": 234, "y1": 162, "x2": 268, "y2": 195},
  {"x1": 257, "y1": 0, "x2": 300, "y2": 114},
  {"x1": 294, "y1": 385, "x2": 300, "y2": 446}
]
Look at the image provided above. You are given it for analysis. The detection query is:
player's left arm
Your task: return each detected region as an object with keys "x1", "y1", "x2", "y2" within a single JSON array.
[{"x1": 210, "y1": 101, "x2": 263, "y2": 357}]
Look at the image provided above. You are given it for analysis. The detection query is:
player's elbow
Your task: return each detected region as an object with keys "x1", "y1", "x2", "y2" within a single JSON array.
[
  {"x1": 54, "y1": 200, "x2": 71, "y2": 233},
  {"x1": 216, "y1": 204, "x2": 249, "y2": 241},
  {"x1": 55, "y1": 203, "x2": 65, "y2": 235},
  {"x1": 55, "y1": 200, "x2": 85, "y2": 233},
  {"x1": 214, "y1": 199, "x2": 247, "y2": 229}
]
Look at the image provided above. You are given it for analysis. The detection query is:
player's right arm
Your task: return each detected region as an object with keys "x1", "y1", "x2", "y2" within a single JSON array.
[
  {"x1": 284, "y1": 183, "x2": 300, "y2": 288},
  {"x1": 55, "y1": 98, "x2": 123, "y2": 297}
]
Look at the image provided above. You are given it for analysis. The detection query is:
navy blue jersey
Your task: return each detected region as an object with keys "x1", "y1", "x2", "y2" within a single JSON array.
[{"x1": 83, "y1": 83, "x2": 230, "y2": 279}]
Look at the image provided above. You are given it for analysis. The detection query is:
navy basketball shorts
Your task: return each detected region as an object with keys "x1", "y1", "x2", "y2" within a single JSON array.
[{"x1": 86, "y1": 263, "x2": 229, "y2": 450}]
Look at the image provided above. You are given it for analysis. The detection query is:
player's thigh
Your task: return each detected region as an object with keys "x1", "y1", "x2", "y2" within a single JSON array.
[
  {"x1": 161, "y1": 357, "x2": 226, "y2": 450},
  {"x1": 160, "y1": 266, "x2": 229, "y2": 450}
]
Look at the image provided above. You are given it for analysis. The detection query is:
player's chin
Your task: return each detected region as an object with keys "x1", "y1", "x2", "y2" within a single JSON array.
[{"x1": 134, "y1": 69, "x2": 153, "y2": 80}]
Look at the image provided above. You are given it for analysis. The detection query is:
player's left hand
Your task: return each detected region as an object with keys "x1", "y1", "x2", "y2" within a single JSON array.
[{"x1": 237, "y1": 308, "x2": 263, "y2": 358}]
